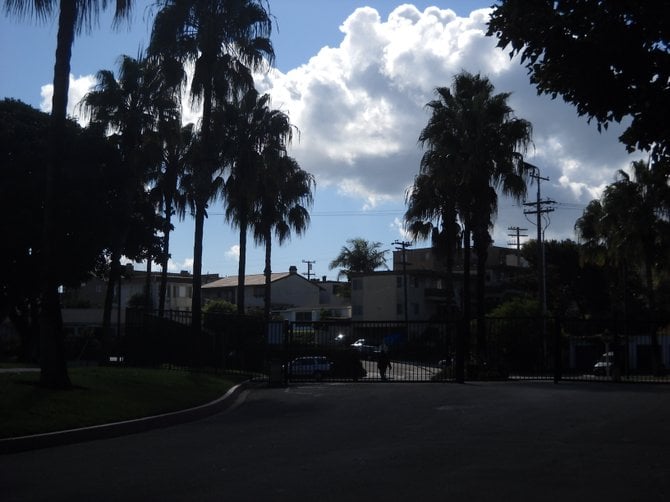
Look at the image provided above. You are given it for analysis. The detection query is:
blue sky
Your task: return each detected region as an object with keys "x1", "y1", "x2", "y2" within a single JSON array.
[{"x1": 1, "y1": 1, "x2": 637, "y2": 280}]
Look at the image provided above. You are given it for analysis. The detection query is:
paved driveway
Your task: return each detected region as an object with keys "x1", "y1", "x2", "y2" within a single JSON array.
[{"x1": 2, "y1": 381, "x2": 670, "y2": 501}]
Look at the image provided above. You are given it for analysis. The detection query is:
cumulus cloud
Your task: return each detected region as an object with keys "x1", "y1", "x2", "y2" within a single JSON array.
[
  {"x1": 40, "y1": 5, "x2": 640, "y2": 247},
  {"x1": 40, "y1": 74, "x2": 97, "y2": 124},
  {"x1": 257, "y1": 4, "x2": 638, "y2": 243},
  {"x1": 225, "y1": 245, "x2": 240, "y2": 261}
]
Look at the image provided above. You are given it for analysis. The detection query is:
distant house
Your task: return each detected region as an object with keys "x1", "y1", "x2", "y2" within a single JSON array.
[
  {"x1": 202, "y1": 266, "x2": 350, "y2": 321},
  {"x1": 60, "y1": 265, "x2": 220, "y2": 328}
]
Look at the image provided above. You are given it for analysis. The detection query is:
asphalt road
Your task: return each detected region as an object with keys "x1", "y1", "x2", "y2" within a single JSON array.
[{"x1": 2, "y1": 381, "x2": 670, "y2": 501}]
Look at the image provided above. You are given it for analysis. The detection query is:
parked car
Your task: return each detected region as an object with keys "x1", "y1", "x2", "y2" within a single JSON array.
[
  {"x1": 286, "y1": 356, "x2": 333, "y2": 380},
  {"x1": 593, "y1": 352, "x2": 614, "y2": 376}
]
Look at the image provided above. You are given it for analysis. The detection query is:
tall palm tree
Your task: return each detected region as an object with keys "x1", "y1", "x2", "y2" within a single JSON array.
[
  {"x1": 219, "y1": 89, "x2": 293, "y2": 314},
  {"x1": 149, "y1": 0, "x2": 274, "y2": 334},
  {"x1": 329, "y1": 238, "x2": 389, "y2": 280},
  {"x1": 405, "y1": 154, "x2": 462, "y2": 311},
  {"x1": 150, "y1": 122, "x2": 194, "y2": 316},
  {"x1": 80, "y1": 53, "x2": 171, "y2": 339},
  {"x1": 4, "y1": 0, "x2": 133, "y2": 388},
  {"x1": 408, "y1": 71, "x2": 532, "y2": 380},
  {"x1": 576, "y1": 160, "x2": 670, "y2": 374},
  {"x1": 252, "y1": 154, "x2": 315, "y2": 321}
]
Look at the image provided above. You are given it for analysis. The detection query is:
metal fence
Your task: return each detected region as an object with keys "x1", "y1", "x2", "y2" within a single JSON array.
[{"x1": 85, "y1": 311, "x2": 670, "y2": 384}]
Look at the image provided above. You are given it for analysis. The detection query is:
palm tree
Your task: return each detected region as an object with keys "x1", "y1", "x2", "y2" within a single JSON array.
[
  {"x1": 150, "y1": 122, "x2": 195, "y2": 316},
  {"x1": 80, "y1": 53, "x2": 171, "y2": 340},
  {"x1": 408, "y1": 71, "x2": 532, "y2": 380},
  {"x1": 576, "y1": 160, "x2": 670, "y2": 374},
  {"x1": 329, "y1": 238, "x2": 389, "y2": 280},
  {"x1": 149, "y1": 0, "x2": 274, "y2": 335},
  {"x1": 219, "y1": 89, "x2": 293, "y2": 314},
  {"x1": 252, "y1": 154, "x2": 315, "y2": 321},
  {"x1": 4, "y1": 0, "x2": 133, "y2": 388},
  {"x1": 405, "y1": 156, "x2": 462, "y2": 311}
]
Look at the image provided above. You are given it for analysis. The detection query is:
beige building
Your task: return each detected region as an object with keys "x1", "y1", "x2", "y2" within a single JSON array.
[
  {"x1": 60, "y1": 266, "x2": 220, "y2": 328},
  {"x1": 202, "y1": 266, "x2": 350, "y2": 320},
  {"x1": 351, "y1": 246, "x2": 529, "y2": 322}
]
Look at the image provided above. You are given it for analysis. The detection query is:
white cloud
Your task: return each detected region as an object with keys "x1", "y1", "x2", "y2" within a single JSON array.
[
  {"x1": 225, "y1": 245, "x2": 240, "y2": 261},
  {"x1": 166, "y1": 258, "x2": 194, "y2": 273},
  {"x1": 258, "y1": 4, "x2": 639, "y2": 241},
  {"x1": 38, "y1": 5, "x2": 641, "y2": 248},
  {"x1": 40, "y1": 74, "x2": 96, "y2": 125},
  {"x1": 390, "y1": 217, "x2": 412, "y2": 242}
]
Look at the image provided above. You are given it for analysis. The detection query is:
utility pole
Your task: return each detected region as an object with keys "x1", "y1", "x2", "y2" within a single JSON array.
[
  {"x1": 302, "y1": 260, "x2": 316, "y2": 280},
  {"x1": 507, "y1": 226, "x2": 528, "y2": 266},
  {"x1": 523, "y1": 163, "x2": 555, "y2": 351},
  {"x1": 393, "y1": 240, "x2": 411, "y2": 327}
]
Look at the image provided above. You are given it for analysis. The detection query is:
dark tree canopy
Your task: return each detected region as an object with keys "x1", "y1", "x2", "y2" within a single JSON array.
[
  {"x1": 0, "y1": 99, "x2": 121, "y2": 312},
  {"x1": 487, "y1": 1, "x2": 670, "y2": 157}
]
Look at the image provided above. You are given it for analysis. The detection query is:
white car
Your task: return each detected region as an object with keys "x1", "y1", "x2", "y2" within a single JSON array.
[
  {"x1": 287, "y1": 356, "x2": 333, "y2": 379},
  {"x1": 593, "y1": 352, "x2": 614, "y2": 376}
]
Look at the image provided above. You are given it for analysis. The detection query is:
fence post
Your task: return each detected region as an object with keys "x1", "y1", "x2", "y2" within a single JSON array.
[
  {"x1": 283, "y1": 320, "x2": 290, "y2": 386},
  {"x1": 553, "y1": 317, "x2": 562, "y2": 384}
]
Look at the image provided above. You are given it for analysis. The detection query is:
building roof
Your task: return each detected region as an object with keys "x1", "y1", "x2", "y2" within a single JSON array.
[{"x1": 203, "y1": 272, "x2": 292, "y2": 289}]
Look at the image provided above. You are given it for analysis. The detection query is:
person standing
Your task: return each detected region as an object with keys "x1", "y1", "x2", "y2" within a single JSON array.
[{"x1": 378, "y1": 350, "x2": 391, "y2": 380}]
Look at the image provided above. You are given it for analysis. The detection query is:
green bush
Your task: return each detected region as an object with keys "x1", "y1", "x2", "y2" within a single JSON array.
[{"x1": 203, "y1": 299, "x2": 237, "y2": 314}]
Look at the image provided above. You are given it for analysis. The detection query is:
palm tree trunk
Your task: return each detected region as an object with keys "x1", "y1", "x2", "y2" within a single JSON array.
[
  {"x1": 474, "y1": 232, "x2": 488, "y2": 360},
  {"x1": 102, "y1": 248, "x2": 122, "y2": 360},
  {"x1": 158, "y1": 204, "x2": 172, "y2": 317},
  {"x1": 237, "y1": 218, "x2": 248, "y2": 314},
  {"x1": 191, "y1": 199, "x2": 205, "y2": 364},
  {"x1": 144, "y1": 255, "x2": 153, "y2": 310},
  {"x1": 455, "y1": 223, "x2": 471, "y2": 383},
  {"x1": 39, "y1": 0, "x2": 78, "y2": 389},
  {"x1": 263, "y1": 230, "x2": 272, "y2": 322}
]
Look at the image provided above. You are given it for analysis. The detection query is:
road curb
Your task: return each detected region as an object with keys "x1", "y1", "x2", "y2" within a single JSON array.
[{"x1": 0, "y1": 379, "x2": 261, "y2": 455}]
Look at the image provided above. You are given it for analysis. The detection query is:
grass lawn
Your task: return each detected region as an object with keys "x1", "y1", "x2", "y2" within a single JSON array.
[{"x1": 0, "y1": 366, "x2": 246, "y2": 439}]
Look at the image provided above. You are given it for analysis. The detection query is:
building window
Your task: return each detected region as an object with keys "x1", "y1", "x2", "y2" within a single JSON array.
[
  {"x1": 412, "y1": 303, "x2": 419, "y2": 315},
  {"x1": 253, "y1": 286, "x2": 264, "y2": 298},
  {"x1": 352, "y1": 279, "x2": 362, "y2": 291},
  {"x1": 396, "y1": 303, "x2": 403, "y2": 315},
  {"x1": 353, "y1": 305, "x2": 363, "y2": 316},
  {"x1": 413, "y1": 276, "x2": 419, "y2": 288}
]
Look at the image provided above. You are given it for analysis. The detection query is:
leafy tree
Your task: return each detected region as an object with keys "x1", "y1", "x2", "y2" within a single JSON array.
[
  {"x1": 329, "y1": 238, "x2": 388, "y2": 280},
  {"x1": 0, "y1": 99, "x2": 121, "y2": 363},
  {"x1": 521, "y1": 239, "x2": 612, "y2": 319},
  {"x1": 3, "y1": 0, "x2": 133, "y2": 388},
  {"x1": 487, "y1": 1, "x2": 670, "y2": 158},
  {"x1": 149, "y1": 0, "x2": 274, "y2": 337},
  {"x1": 252, "y1": 154, "x2": 314, "y2": 321}
]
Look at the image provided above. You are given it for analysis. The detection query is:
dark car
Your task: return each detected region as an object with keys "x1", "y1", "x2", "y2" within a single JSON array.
[{"x1": 286, "y1": 356, "x2": 333, "y2": 380}]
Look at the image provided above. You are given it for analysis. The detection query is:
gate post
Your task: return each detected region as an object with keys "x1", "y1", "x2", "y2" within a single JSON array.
[{"x1": 553, "y1": 317, "x2": 562, "y2": 384}]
